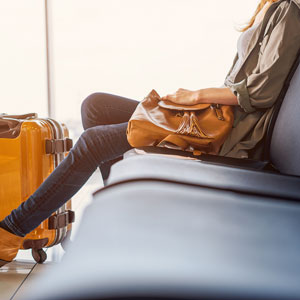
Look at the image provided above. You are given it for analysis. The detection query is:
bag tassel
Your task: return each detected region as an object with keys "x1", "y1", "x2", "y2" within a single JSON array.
[
  {"x1": 176, "y1": 112, "x2": 190, "y2": 135},
  {"x1": 189, "y1": 112, "x2": 210, "y2": 138},
  {"x1": 176, "y1": 112, "x2": 209, "y2": 138}
]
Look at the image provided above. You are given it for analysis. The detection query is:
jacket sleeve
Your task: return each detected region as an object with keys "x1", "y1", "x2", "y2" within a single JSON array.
[{"x1": 227, "y1": 2, "x2": 300, "y2": 113}]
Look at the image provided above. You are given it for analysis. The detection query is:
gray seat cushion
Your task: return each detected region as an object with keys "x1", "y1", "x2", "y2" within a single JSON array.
[
  {"x1": 26, "y1": 180, "x2": 300, "y2": 300},
  {"x1": 108, "y1": 154, "x2": 300, "y2": 201}
]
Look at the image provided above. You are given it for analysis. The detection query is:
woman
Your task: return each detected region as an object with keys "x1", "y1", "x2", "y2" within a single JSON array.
[{"x1": 1, "y1": 0, "x2": 300, "y2": 267}]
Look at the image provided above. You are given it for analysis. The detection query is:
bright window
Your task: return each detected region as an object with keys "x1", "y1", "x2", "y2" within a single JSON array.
[
  {"x1": 0, "y1": 0, "x2": 47, "y2": 116},
  {"x1": 1, "y1": 0, "x2": 257, "y2": 140}
]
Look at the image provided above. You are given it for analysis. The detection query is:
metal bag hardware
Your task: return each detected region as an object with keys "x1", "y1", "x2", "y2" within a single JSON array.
[
  {"x1": 45, "y1": 138, "x2": 73, "y2": 154},
  {"x1": 48, "y1": 210, "x2": 75, "y2": 230}
]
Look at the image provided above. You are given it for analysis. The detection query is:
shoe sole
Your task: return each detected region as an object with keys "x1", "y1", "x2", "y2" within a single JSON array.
[{"x1": 0, "y1": 259, "x2": 10, "y2": 267}]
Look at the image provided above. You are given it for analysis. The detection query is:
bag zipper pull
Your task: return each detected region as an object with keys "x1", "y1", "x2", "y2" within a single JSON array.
[{"x1": 211, "y1": 104, "x2": 225, "y2": 121}]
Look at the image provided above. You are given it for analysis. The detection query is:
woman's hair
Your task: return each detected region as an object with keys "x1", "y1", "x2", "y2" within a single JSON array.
[{"x1": 240, "y1": 0, "x2": 278, "y2": 31}]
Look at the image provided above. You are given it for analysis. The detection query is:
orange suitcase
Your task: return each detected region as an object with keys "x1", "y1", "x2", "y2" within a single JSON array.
[{"x1": 0, "y1": 113, "x2": 74, "y2": 263}]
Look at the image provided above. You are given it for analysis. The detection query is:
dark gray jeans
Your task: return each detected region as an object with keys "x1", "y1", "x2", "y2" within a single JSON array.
[{"x1": 3, "y1": 93, "x2": 139, "y2": 237}]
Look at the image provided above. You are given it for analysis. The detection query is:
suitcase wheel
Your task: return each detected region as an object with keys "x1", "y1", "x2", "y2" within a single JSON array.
[
  {"x1": 23, "y1": 238, "x2": 48, "y2": 264},
  {"x1": 32, "y1": 248, "x2": 47, "y2": 264}
]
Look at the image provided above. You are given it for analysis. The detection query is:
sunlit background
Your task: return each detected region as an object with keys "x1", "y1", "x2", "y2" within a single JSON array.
[{"x1": 0, "y1": 0, "x2": 258, "y2": 140}]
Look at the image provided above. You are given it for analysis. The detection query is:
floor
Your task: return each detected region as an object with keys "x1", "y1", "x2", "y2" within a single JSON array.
[{"x1": 0, "y1": 170, "x2": 103, "y2": 300}]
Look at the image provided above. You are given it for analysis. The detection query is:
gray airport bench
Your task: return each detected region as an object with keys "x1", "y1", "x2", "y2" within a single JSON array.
[{"x1": 26, "y1": 52, "x2": 300, "y2": 300}]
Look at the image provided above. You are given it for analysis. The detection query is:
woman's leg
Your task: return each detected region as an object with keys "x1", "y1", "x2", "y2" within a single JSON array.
[
  {"x1": 80, "y1": 93, "x2": 139, "y2": 179},
  {"x1": 81, "y1": 92, "x2": 139, "y2": 129},
  {"x1": 1, "y1": 93, "x2": 139, "y2": 237}
]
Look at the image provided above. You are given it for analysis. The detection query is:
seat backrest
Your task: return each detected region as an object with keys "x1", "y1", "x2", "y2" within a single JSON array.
[{"x1": 270, "y1": 62, "x2": 300, "y2": 176}]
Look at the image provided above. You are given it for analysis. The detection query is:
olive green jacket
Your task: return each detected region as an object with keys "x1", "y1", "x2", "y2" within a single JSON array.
[{"x1": 219, "y1": 0, "x2": 300, "y2": 159}]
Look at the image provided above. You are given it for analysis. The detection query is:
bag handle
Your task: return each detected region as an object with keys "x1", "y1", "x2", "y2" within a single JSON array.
[
  {"x1": 0, "y1": 122, "x2": 10, "y2": 131},
  {"x1": 0, "y1": 118, "x2": 22, "y2": 138},
  {"x1": 0, "y1": 113, "x2": 38, "y2": 120},
  {"x1": 158, "y1": 100, "x2": 211, "y2": 111}
]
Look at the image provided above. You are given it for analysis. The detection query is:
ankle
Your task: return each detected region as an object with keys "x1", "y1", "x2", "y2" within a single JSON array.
[
  {"x1": 0, "y1": 226, "x2": 25, "y2": 265},
  {"x1": 0, "y1": 220, "x2": 18, "y2": 236}
]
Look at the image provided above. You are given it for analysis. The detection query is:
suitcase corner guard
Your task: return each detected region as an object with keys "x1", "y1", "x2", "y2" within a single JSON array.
[
  {"x1": 45, "y1": 138, "x2": 73, "y2": 154},
  {"x1": 48, "y1": 210, "x2": 75, "y2": 230}
]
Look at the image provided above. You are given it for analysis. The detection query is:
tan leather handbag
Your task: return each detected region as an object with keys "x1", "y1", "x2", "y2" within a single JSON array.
[{"x1": 127, "y1": 89, "x2": 234, "y2": 155}]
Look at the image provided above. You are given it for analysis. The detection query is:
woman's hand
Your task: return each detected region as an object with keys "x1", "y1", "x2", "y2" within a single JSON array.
[{"x1": 161, "y1": 88, "x2": 200, "y2": 105}]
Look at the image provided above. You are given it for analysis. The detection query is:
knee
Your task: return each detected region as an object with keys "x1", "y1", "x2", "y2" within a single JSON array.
[
  {"x1": 81, "y1": 92, "x2": 107, "y2": 130},
  {"x1": 81, "y1": 93, "x2": 103, "y2": 117},
  {"x1": 78, "y1": 127, "x2": 105, "y2": 162},
  {"x1": 80, "y1": 127, "x2": 97, "y2": 146},
  {"x1": 72, "y1": 128, "x2": 100, "y2": 167}
]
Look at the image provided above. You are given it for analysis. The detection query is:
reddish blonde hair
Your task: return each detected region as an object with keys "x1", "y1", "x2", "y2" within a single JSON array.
[{"x1": 241, "y1": 0, "x2": 278, "y2": 31}]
